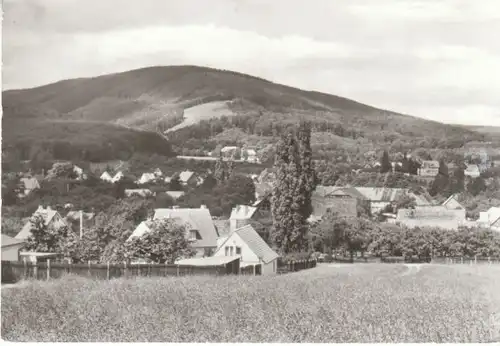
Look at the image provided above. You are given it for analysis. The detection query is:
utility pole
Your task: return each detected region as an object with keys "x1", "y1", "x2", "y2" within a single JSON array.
[{"x1": 79, "y1": 210, "x2": 83, "y2": 239}]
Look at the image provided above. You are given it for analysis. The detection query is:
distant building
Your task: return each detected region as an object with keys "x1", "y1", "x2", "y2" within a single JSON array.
[
  {"x1": 442, "y1": 194, "x2": 465, "y2": 210},
  {"x1": 111, "y1": 171, "x2": 124, "y2": 183},
  {"x1": 19, "y1": 177, "x2": 40, "y2": 197},
  {"x1": 221, "y1": 146, "x2": 239, "y2": 158},
  {"x1": 128, "y1": 206, "x2": 219, "y2": 257},
  {"x1": 179, "y1": 171, "x2": 198, "y2": 187},
  {"x1": 353, "y1": 187, "x2": 433, "y2": 215},
  {"x1": 396, "y1": 206, "x2": 466, "y2": 230},
  {"x1": 16, "y1": 206, "x2": 67, "y2": 240},
  {"x1": 229, "y1": 205, "x2": 260, "y2": 233},
  {"x1": 1, "y1": 234, "x2": 26, "y2": 261},
  {"x1": 213, "y1": 224, "x2": 279, "y2": 275},
  {"x1": 464, "y1": 164, "x2": 481, "y2": 178},
  {"x1": 100, "y1": 171, "x2": 113, "y2": 183},
  {"x1": 311, "y1": 186, "x2": 370, "y2": 219},
  {"x1": 165, "y1": 191, "x2": 185, "y2": 200},
  {"x1": 478, "y1": 207, "x2": 500, "y2": 232},
  {"x1": 124, "y1": 189, "x2": 155, "y2": 198},
  {"x1": 417, "y1": 160, "x2": 440, "y2": 177},
  {"x1": 137, "y1": 173, "x2": 156, "y2": 185}
]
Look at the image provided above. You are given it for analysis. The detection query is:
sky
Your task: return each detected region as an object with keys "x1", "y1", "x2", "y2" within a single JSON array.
[{"x1": 2, "y1": 0, "x2": 500, "y2": 126}]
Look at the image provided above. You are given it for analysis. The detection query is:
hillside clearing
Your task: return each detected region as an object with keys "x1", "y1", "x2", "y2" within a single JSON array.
[
  {"x1": 2, "y1": 264, "x2": 500, "y2": 342},
  {"x1": 166, "y1": 101, "x2": 236, "y2": 133}
]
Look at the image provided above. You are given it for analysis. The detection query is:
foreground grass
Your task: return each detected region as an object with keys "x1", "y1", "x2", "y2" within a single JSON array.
[{"x1": 2, "y1": 264, "x2": 500, "y2": 342}]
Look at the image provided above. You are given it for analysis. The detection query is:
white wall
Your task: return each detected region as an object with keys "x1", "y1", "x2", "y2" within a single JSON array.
[{"x1": 1, "y1": 245, "x2": 24, "y2": 261}]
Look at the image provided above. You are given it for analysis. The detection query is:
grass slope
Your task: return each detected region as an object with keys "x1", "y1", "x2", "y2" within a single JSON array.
[
  {"x1": 2, "y1": 264, "x2": 500, "y2": 342},
  {"x1": 2, "y1": 65, "x2": 491, "y2": 160}
]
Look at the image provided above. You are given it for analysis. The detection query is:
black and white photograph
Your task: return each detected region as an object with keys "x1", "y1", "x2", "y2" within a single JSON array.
[{"x1": 1, "y1": 0, "x2": 500, "y2": 342}]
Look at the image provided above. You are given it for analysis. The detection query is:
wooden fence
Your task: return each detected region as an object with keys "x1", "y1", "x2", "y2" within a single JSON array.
[
  {"x1": 1, "y1": 260, "x2": 262, "y2": 283},
  {"x1": 277, "y1": 259, "x2": 317, "y2": 274}
]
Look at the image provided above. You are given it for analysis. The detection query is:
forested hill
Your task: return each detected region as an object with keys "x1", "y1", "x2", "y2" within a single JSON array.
[{"x1": 2, "y1": 65, "x2": 492, "y2": 164}]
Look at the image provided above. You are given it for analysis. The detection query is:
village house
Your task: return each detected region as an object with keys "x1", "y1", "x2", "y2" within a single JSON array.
[
  {"x1": 165, "y1": 191, "x2": 185, "y2": 201},
  {"x1": 221, "y1": 146, "x2": 239, "y2": 158},
  {"x1": 213, "y1": 224, "x2": 279, "y2": 275},
  {"x1": 125, "y1": 189, "x2": 155, "y2": 198},
  {"x1": 128, "y1": 206, "x2": 219, "y2": 257},
  {"x1": 137, "y1": 173, "x2": 156, "y2": 185},
  {"x1": 417, "y1": 160, "x2": 440, "y2": 177},
  {"x1": 15, "y1": 206, "x2": 68, "y2": 240},
  {"x1": 73, "y1": 165, "x2": 87, "y2": 180},
  {"x1": 396, "y1": 205, "x2": 466, "y2": 230},
  {"x1": 442, "y1": 194, "x2": 465, "y2": 210},
  {"x1": 1, "y1": 234, "x2": 26, "y2": 261},
  {"x1": 311, "y1": 186, "x2": 370, "y2": 220},
  {"x1": 478, "y1": 207, "x2": 500, "y2": 232},
  {"x1": 353, "y1": 187, "x2": 433, "y2": 215},
  {"x1": 111, "y1": 171, "x2": 124, "y2": 183},
  {"x1": 179, "y1": 171, "x2": 198, "y2": 187},
  {"x1": 243, "y1": 148, "x2": 260, "y2": 163},
  {"x1": 229, "y1": 205, "x2": 263, "y2": 233},
  {"x1": 19, "y1": 177, "x2": 40, "y2": 197},
  {"x1": 100, "y1": 171, "x2": 114, "y2": 183},
  {"x1": 464, "y1": 164, "x2": 481, "y2": 178}
]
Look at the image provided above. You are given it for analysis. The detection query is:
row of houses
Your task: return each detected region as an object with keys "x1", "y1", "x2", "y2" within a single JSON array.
[
  {"x1": 6, "y1": 204, "x2": 280, "y2": 275},
  {"x1": 209, "y1": 146, "x2": 260, "y2": 163}
]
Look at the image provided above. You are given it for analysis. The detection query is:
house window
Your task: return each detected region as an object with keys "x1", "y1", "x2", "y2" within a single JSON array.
[
  {"x1": 189, "y1": 230, "x2": 197, "y2": 240},
  {"x1": 236, "y1": 247, "x2": 241, "y2": 255},
  {"x1": 229, "y1": 246, "x2": 234, "y2": 256},
  {"x1": 225, "y1": 246, "x2": 229, "y2": 256}
]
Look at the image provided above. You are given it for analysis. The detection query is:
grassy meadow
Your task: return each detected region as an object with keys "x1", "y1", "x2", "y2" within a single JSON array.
[{"x1": 2, "y1": 263, "x2": 500, "y2": 342}]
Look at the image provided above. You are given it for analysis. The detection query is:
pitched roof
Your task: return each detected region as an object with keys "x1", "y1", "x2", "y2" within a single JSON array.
[
  {"x1": 153, "y1": 208, "x2": 218, "y2": 248},
  {"x1": 125, "y1": 189, "x2": 154, "y2": 197},
  {"x1": 20, "y1": 177, "x2": 40, "y2": 190},
  {"x1": 486, "y1": 207, "x2": 500, "y2": 226},
  {"x1": 179, "y1": 171, "x2": 195, "y2": 182},
  {"x1": 421, "y1": 160, "x2": 439, "y2": 168},
  {"x1": 100, "y1": 171, "x2": 113, "y2": 180},
  {"x1": 16, "y1": 207, "x2": 62, "y2": 240},
  {"x1": 314, "y1": 186, "x2": 367, "y2": 200},
  {"x1": 230, "y1": 205, "x2": 258, "y2": 220},
  {"x1": 219, "y1": 225, "x2": 278, "y2": 264},
  {"x1": 165, "y1": 191, "x2": 185, "y2": 200},
  {"x1": 2, "y1": 234, "x2": 26, "y2": 248},
  {"x1": 353, "y1": 187, "x2": 407, "y2": 202},
  {"x1": 138, "y1": 173, "x2": 156, "y2": 183}
]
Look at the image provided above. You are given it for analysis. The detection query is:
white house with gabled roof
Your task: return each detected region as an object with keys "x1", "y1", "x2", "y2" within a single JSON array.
[{"x1": 213, "y1": 224, "x2": 279, "y2": 275}]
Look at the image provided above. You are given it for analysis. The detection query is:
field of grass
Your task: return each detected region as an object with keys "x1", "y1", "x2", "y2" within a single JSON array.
[{"x1": 2, "y1": 264, "x2": 500, "y2": 342}]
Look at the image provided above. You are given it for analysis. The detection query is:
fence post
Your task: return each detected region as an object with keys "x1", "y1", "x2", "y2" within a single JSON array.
[
  {"x1": 253, "y1": 264, "x2": 256, "y2": 276},
  {"x1": 23, "y1": 257, "x2": 27, "y2": 280},
  {"x1": 474, "y1": 255, "x2": 477, "y2": 265},
  {"x1": 107, "y1": 261, "x2": 110, "y2": 280},
  {"x1": 488, "y1": 256, "x2": 491, "y2": 265},
  {"x1": 124, "y1": 261, "x2": 128, "y2": 279},
  {"x1": 177, "y1": 264, "x2": 179, "y2": 276},
  {"x1": 47, "y1": 259, "x2": 51, "y2": 281},
  {"x1": 34, "y1": 261, "x2": 38, "y2": 279},
  {"x1": 461, "y1": 257, "x2": 463, "y2": 264},
  {"x1": 88, "y1": 260, "x2": 91, "y2": 277}
]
